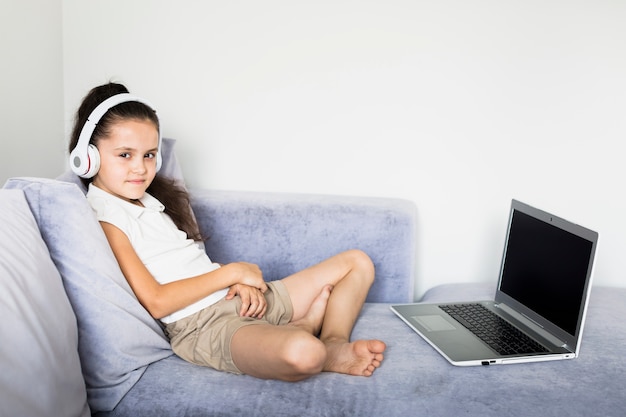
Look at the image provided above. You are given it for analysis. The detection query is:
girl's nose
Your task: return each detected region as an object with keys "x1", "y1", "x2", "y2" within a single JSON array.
[{"x1": 131, "y1": 158, "x2": 147, "y2": 174}]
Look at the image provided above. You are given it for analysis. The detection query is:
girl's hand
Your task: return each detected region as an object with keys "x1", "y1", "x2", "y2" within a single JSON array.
[
  {"x1": 226, "y1": 284, "x2": 267, "y2": 318},
  {"x1": 227, "y1": 262, "x2": 268, "y2": 293}
]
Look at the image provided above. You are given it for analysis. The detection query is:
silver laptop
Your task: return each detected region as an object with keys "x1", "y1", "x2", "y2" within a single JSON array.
[{"x1": 391, "y1": 199, "x2": 598, "y2": 366}]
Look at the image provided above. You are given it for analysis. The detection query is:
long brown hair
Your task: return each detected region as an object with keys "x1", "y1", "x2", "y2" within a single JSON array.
[{"x1": 69, "y1": 82, "x2": 202, "y2": 241}]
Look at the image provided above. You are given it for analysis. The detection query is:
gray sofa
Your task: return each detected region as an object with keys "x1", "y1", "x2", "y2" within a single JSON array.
[{"x1": 1, "y1": 140, "x2": 625, "y2": 416}]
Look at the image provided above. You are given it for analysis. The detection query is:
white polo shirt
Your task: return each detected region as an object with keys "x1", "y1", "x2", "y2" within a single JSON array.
[{"x1": 87, "y1": 184, "x2": 228, "y2": 323}]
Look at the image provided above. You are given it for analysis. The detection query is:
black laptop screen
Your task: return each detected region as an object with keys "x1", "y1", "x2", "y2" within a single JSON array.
[{"x1": 500, "y1": 210, "x2": 594, "y2": 336}]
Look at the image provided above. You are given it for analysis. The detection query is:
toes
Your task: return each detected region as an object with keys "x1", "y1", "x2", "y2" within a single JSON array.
[{"x1": 368, "y1": 340, "x2": 386, "y2": 354}]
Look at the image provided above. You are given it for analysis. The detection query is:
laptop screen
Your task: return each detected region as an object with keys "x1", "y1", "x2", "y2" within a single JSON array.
[{"x1": 499, "y1": 208, "x2": 595, "y2": 336}]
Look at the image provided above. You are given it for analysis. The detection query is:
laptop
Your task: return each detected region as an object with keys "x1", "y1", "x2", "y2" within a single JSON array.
[{"x1": 391, "y1": 199, "x2": 598, "y2": 366}]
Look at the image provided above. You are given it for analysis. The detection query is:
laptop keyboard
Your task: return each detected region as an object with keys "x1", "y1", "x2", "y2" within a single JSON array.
[{"x1": 439, "y1": 303, "x2": 549, "y2": 356}]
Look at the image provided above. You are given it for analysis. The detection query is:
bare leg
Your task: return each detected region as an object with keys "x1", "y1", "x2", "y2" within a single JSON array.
[
  {"x1": 230, "y1": 286, "x2": 332, "y2": 381},
  {"x1": 281, "y1": 250, "x2": 386, "y2": 377},
  {"x1": 232, "y1": 250, "x2": 385, "y2": 380}
]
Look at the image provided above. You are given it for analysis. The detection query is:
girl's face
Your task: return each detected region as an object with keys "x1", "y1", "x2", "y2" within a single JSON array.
[{"x1": 92, "y1": 118, "x2": 159, "y2": 204}]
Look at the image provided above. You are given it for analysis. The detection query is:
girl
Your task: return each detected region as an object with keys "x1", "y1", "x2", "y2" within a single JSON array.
[{"x1": 69, "y1": 82, "x2": 386, "y2": 381}]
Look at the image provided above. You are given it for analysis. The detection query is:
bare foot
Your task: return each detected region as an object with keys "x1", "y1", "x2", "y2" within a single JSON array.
[
  {"x1": 323, "y1": 339, "x2": 386, "y2": 376},
  {"x1": 289, "y1": 285, "x2": 333, "y2": 335}
]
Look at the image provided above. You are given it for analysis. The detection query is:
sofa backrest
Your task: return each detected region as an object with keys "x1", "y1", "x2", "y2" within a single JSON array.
[{"x1": 191, "y1": 189, "x2": 417, "y2": 303}]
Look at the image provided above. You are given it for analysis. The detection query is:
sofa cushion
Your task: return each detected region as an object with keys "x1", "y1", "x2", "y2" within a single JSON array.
[
  {"x1": 2, "y1": 178, "x2": 173, "y2": 413},
  {"x1": 0, "y1": 189, "x2": 90, "y2": 417},
  {"x1": 98, "y1": 286, "x2": 626, "y2": 417}
]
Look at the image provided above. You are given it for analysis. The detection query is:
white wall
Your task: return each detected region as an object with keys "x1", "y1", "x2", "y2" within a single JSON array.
[
  {"x1": 62, "y1": 0, "x2": 625, "y2": 298},
  {"x1": 0, "y1": 0, "x2": 64, "y2": 184}
]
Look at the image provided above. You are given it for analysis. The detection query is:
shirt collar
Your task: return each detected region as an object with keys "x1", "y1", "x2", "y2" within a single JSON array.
[{"x1": 88, "y1": 183, "x2": 165, "y2": 218}]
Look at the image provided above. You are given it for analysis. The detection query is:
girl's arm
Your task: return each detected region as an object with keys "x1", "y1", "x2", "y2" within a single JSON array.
[{"x1": 100, "y1": 222, "x2": 268, "y2": 320}]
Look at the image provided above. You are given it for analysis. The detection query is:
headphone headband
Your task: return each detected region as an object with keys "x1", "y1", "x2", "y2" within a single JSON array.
[{"x1": 69, "y1": 93, "x2": 162, "y2": 178}]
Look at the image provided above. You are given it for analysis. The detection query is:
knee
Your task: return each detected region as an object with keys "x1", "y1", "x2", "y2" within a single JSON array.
[
  {"x1": 281, "y1": 334, "x2": 326, "y2": 377},
  {"x1": 344, "y1": 249, "x2": 375, "y2": 285}
]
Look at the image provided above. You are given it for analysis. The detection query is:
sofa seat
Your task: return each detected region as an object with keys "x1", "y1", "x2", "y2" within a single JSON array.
[{"x1": 98, "y1": 284, "x2": 626, "y2": 417}]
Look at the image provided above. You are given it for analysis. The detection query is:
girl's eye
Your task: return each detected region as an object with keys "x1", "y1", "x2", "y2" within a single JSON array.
[
  {"x1": 145, "y1": 153, "x2": 156, "y2": 159},
  {"x1": 119, "y1": 153, "x2": 131, "y2": 159}
]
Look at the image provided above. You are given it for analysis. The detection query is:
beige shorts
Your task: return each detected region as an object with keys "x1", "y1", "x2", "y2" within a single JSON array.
[{"x1": 164, "y1": 281, "x2": 293, "y2": 374}]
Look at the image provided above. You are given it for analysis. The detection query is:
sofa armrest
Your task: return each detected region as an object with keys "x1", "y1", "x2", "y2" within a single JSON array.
[{"x1": 190, "y1": 189, "x2": 417, "y2": 303}]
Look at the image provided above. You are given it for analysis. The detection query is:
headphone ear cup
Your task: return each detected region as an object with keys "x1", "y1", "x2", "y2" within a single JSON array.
[
  {"x1": 82, "y1": 144, "x2": 101, "y2": 179},
  {"x1": 155, "y1": 150, "x2": 162, "y2": 173}
]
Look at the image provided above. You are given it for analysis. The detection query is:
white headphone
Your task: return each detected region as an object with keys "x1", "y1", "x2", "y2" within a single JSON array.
[{"x1": 69, "y1": 93, "x2": 162, "y2": 179}]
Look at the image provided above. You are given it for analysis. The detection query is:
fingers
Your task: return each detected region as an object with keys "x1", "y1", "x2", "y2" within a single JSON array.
[
  {"x1": 238, "y1": 286, "x2": 267, "y2": 319},
  {"x1": 225, "y1": 285, "x2": 237, "y2": 300}
]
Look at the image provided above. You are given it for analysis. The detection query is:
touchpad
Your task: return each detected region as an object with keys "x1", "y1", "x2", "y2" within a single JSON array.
[{"x1": 413, "y1": 315, "x2": 456, "y2": 332}]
